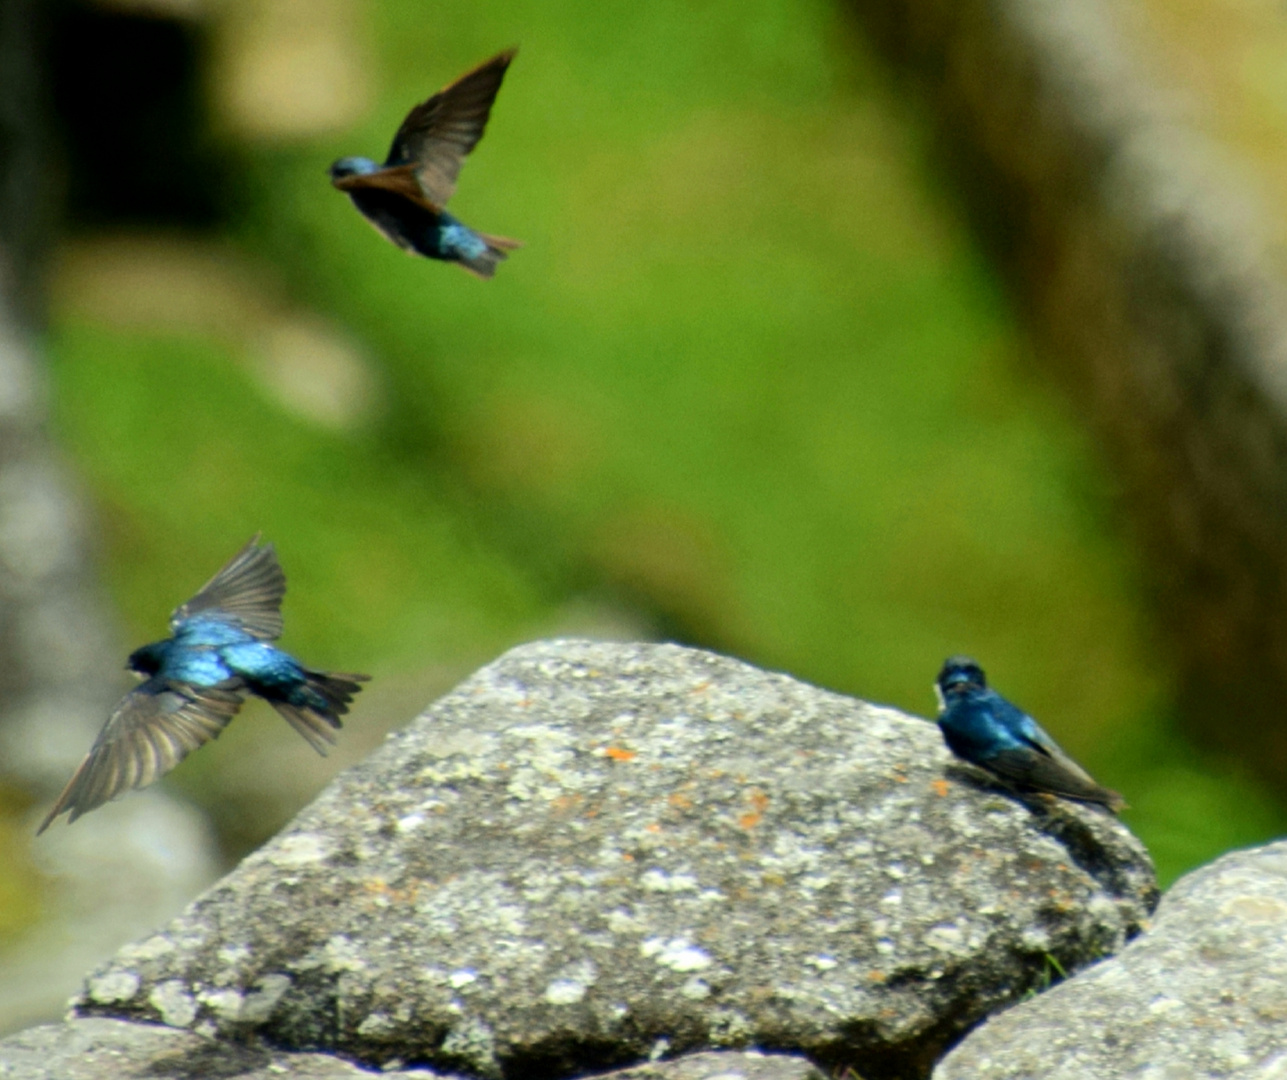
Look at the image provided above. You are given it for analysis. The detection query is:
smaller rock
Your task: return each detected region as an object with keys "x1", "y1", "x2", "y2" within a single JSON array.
[
  {"x1": 935, "y1": 840, "x2": 1287, "y2": 1079},
  {"x1": 0, "y1": 1017, "x2": 448, "y2": 1079},
  {"x1": 595, "y1": 1049, "x2": 824, "y2": 1080}
]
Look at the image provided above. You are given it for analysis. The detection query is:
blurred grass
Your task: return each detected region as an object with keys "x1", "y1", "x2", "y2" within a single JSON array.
[{"x1": 36, "y1": 0, "x2": 1287, "y2": 884}]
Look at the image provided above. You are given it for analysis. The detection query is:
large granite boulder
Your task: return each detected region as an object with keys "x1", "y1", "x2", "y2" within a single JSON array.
[
  {"x1": 935, "y1": 840, "x2": 1287, "y2": 1079},
  {"x1": 71, "y1": 641, "x2": 1156, "y2": 1078}
]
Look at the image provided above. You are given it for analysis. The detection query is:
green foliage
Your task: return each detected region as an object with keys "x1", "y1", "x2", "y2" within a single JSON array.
[{"x1": 36, "y1": 0, "x2": 1287, "y2": 879}]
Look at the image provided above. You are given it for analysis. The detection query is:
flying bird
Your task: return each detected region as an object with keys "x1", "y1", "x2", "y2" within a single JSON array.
[
  {"x1": 329, "y1": 48, "x2": 521, "y2": 278},
  {"x1": 38, "y1": 536, "x2": 368, "y2": 832},
  {"x1": 934, "y1": 656, "x2": 1125, "y2": 812}
]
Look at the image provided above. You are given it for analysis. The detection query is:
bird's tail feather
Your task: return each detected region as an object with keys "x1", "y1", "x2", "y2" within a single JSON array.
[
  {"x1": 272, "y1": 671, "x2": 369, "y2": 756},
  {"x1": 458, "y1": 232, "x2": 523, "y2": 279}
]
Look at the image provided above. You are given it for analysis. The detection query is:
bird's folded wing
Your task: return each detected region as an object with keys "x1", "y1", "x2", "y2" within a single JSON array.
[
  {"x1": 170, "y1": 534, "x2": 286, "y2": 640},
  {"x1": 37, "y1": 680, "x2": 245, "y2": 832},
  {"x1": 386, "y1": 49, "x2": 516, "y2": 206}
]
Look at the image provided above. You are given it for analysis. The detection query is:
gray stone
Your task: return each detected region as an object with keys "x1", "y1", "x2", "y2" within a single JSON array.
[
  {"x1": 74, "y1": 641, "x2": 1156, "y2": 1079},
  {"x1": 0, "y1": 1017, "x2": 447, "y2": 1078},
  {"x1": 0, "y1": 1021, "x2": 819, "y2": 1080},
  {"x1": 596, "y1": 1050, "x2": 823, "y2": 1080},
  {"x1": 935, "y1": 840, "x2": 1287, "y2": 1079}
]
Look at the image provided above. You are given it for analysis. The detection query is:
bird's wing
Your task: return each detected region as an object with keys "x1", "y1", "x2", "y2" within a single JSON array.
[
  {"x1": 991, "y1": 709, "x2": 1124, "y2": 809},
  {"x1": 171, "y1": 534, "x2": 286, "y2": 641},
  {"x1": 37, "y1": 679, "x2": 246, "y2": 832},
  {"x1": 385, "y1": 49, "x2": 516, "y2": 206}
]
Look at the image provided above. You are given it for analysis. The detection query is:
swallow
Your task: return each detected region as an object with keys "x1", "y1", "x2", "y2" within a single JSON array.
[
  {"x1": 934, "y1": 656, "x2": 1125, "y2": 812},
  {"x1": 329, "y1": 48, "x2": 521, "y2": 279},
  {"x1": 38, "y1": 536, "x2": 369, "y2": 832}
]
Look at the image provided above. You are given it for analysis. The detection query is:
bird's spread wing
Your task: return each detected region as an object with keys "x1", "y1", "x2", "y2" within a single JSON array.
[
  {"x1": 385, "y1": 49, "x2": 516, "y2": 206},
  {"x1": 171, "y1": 534, "x2": 286, "y2": 641},
  {"x1": 37, "y1": 680, "x2": 246, "y2": 832}
]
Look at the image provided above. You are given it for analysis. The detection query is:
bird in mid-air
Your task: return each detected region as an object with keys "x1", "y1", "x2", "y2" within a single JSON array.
[
  {"x1": 38, "y1": 536, "x2": 369, "y2": 833},
  {"x1": 329, "y1": 48, "x2": 521, "y2": 279},
  {"x1": 934, "y1": 656, "x2": 1125, "y2": 812}
]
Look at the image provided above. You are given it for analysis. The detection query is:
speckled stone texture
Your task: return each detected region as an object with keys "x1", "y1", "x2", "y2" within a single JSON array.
[
  {"x1": 73, "y1": 641, "x2": 1156, "y2": 1079},
  {"x1": 936, "y1": 840, "x2": 1287, "y2": 1079},
  {"x1": 0, "y1": 1021, "x2": 819, "y2": 1080},
  {"x1": 0, "y1": 1017, "x2": 446, "y2": 1078}
]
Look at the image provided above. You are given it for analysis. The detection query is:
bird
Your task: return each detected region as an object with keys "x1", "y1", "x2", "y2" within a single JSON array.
[
  {"x1": 38, "y1": 536, "x2": 369, "y2": 833},
  {"x1": 329, "y1": 48, "x2": 521, "y2": 279},
  {"x1": 934, "y1": 656, "x2": 1125, "y2": 812}
]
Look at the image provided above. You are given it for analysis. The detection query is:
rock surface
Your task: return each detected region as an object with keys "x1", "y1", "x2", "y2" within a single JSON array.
[
  {"x1": 74, "y1": 641, "x2": 1156, "y2": 1079},
  {"x1": 0, "y1": 1017, "x2": 443, "y2": 1079},
  {"x1": 935, "y1": 840, "x2": 1287, "y2": 1079},
  {"x1": 0, "y1": 1019, "x2": 822, "y2": 1080}
]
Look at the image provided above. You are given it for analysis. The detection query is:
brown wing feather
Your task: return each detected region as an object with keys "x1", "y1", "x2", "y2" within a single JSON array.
[
  {"x1": 37, "y1": 680, "x2": 245, "y2": 833},
  {"x1": 171, "y1": 534, "x2": 286, "y2": 641},
  {"x1": 386, "y1": 48, "x2": 516, "y2": 206},
  {"x1": 330, "y1": 164, "x2": 437, "y2": 209},
  {"x1": 987, "y1": 747, "x2": 1126, "y2": 811}
]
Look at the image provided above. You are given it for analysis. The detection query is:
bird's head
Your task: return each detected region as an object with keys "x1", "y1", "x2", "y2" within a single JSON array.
[
  {"x1": 127, "y1": 640, "x2": 169, "y2": 678},
  {"x1": 935, "y1": 656, "x2": 986, "y2": 710},
  {"x1": 328, "y1": 156, "x2": 379, "y2": 183}
]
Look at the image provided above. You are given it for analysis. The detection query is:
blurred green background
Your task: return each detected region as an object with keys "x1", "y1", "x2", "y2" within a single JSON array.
[{"x1": 25, "y1": 0, "x2": 1287, "y2": 904}]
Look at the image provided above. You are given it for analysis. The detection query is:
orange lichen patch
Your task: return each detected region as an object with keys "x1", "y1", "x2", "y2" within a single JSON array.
[
  {"x1": 550, "y1": 794, "x2": 582, "y2": 813},
  {"x1": 748, "y1": 790, "x2": 770, "y2": 812},
  {"x1": 622, "y1": 852, "x2": 635, "y2": 862},
  {"x1": 645, "y1": 823, "x2": 662, "y2": 833},
  {"x1": 605, "y1": 746, "x2": 636, "y2": 762},
  {"x1": 668, "y1": 792, "x2": 694, "y2": 810},
  {"x1": 930, "y1": 779, "x2": 950, "y2": 797},
  {"x1": 868, "y1": 971, "x2": 887, "y2": 984},
  {"x1": 363, "y1": 878, "x2": 420, "y2": 905},
  {"x1": 738, "y1": 812, "x2": 763, "y2": 829}
]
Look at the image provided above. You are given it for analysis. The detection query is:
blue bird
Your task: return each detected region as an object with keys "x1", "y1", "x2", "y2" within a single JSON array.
[
  {"x1": 38, "y1": 537, "x2": 368, "y2": 832},
  {"x1": 329, "y1": 49, "x2": 521, "y2": 279},
  {"x1": 935, "y1": 656, "x2": 1125, "y2": 812}
]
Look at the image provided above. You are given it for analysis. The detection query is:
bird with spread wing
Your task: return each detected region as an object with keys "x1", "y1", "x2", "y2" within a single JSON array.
[
  {"x1": 329, "y1": 49, "x2": 521, "y2": 278},
  {"x1": 38, "y1": 536, "x2": 368, "y2": 832}
]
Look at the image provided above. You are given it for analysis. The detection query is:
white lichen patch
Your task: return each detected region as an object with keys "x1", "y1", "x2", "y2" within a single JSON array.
[
  {"x1": 543, "y1": 959, "x2": 598, "y2": 1004},
  {"x1": 544, "y1": 979, "x2": 588, "y2": 1005},
  {"x1": 641, "y1": 937, "x2": 712, "y2": 972},
  {"x1": 117, "y1": 935, "x2": 175, "y2": 964},
  {"x1": 217, "y1": 943, "x2": 252, "y2": 967},
  {"x1": 357, "y1": 1011, "x2": 396, "y2": 1036},
  {"x1": 197, "y1": 987, "x2": 245, "y2": 1021},
  {"x1": 640, "y1": 868, "x2": 699, "y2": 893},
  {"x1": 271, "y1": 832, "x2": 332, "y2": 866},
  {"x1": 149, "y1": 980, "x2": 197, "y2": 1027},
  {"x1": 241, "y1": 974, "x2": 292, "y2": 1023},
  {"x1": 87, "y1": 971, "x2": 140, "y2": 1004},
  {"x1": 449, "y1": 969, "x2": 478, "y2": 989},
  {"x1": 924, "y1": 923, "x2": 965, "y2": 952},
  {"x1": 680, "y1": 976, "x2": 711, "y2": 1000}
]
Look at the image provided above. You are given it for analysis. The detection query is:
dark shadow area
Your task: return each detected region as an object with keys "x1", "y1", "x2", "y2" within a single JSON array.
[{"x1": 47, "y1": 0, "x2": 231, "y2": 229}]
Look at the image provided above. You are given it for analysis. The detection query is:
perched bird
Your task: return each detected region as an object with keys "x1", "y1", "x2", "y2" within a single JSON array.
[
  {"x1": 329, "y1": 48, "x2": 521, "y2": 279},
  {"x1": 934, "y1": 656, "x2": 1125, "y2": 812},
  {"x1": 38, "y1": 536, "x2": 368, "y2": 832}
]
